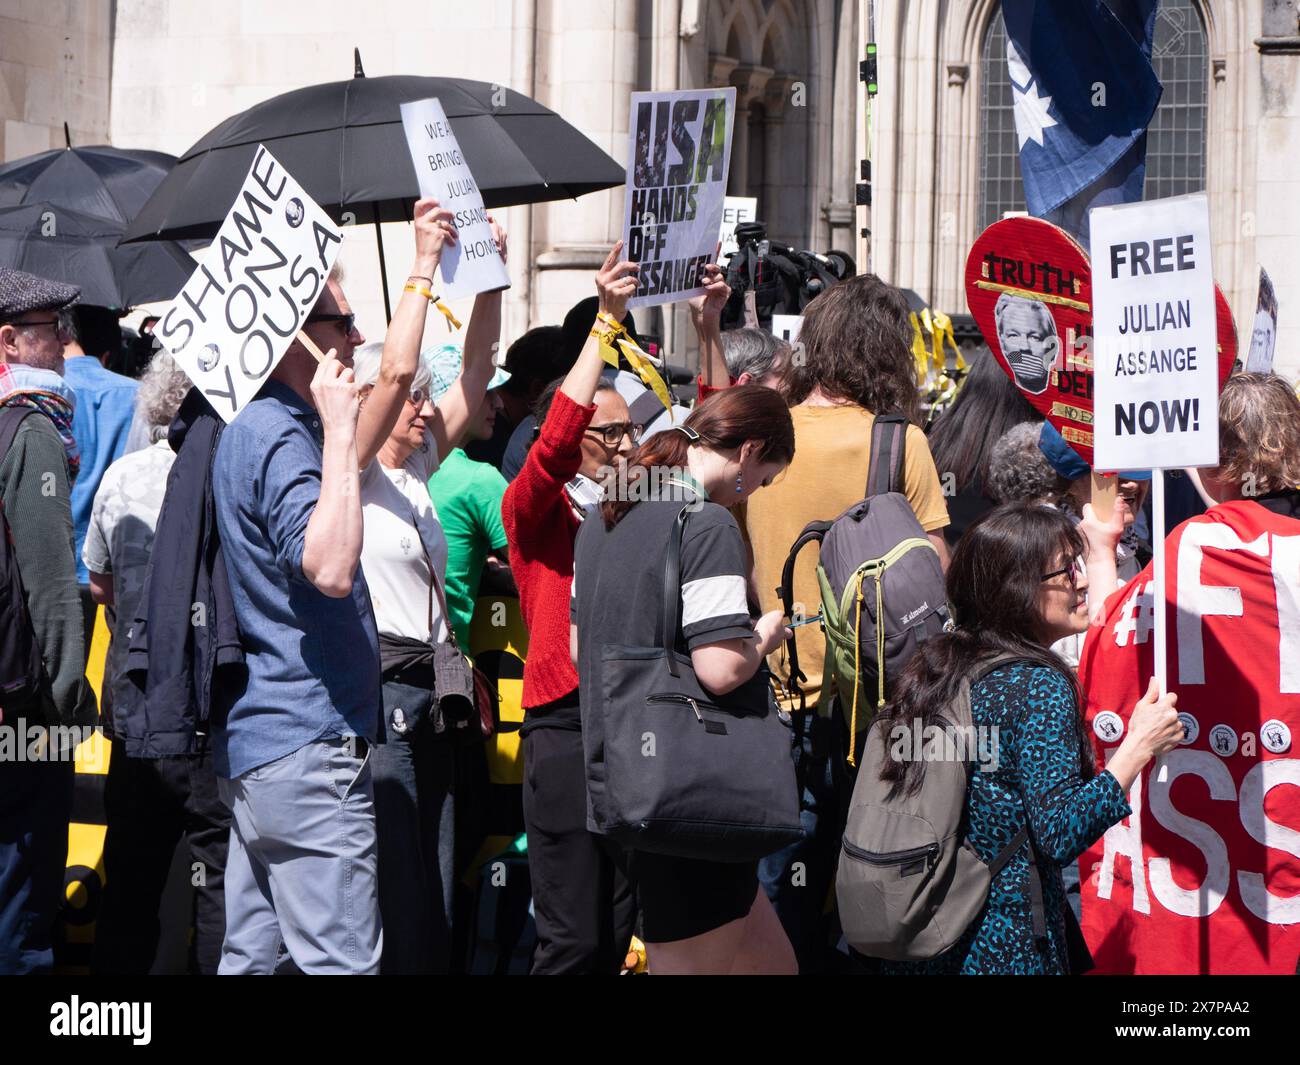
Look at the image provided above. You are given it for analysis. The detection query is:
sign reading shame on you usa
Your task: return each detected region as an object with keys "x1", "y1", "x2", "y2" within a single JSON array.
[
  {"x1": 622, "y1": 87, "x2": 736, "y2": 309},
  {"x1": 154, "y1": 145, "x2": 343, "y2": 422},
  {"x1": 1089, "y1": 193, "x2": 1219, "y2": 471}
]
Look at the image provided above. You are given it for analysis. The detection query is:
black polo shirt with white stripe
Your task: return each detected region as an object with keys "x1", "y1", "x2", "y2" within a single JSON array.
[{"x1": 571, "y1": 482, "x2": 755, "y2": 680}]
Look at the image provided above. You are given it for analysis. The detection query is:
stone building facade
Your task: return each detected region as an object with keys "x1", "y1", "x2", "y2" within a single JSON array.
[{"x1": 2, "y1": 0, "x2": 1297, "y2": 380}]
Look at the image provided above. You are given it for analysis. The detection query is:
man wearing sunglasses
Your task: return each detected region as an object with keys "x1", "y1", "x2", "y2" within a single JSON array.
[{"x1": 210, "y1": 197, "x2": 463, "y2": 974}]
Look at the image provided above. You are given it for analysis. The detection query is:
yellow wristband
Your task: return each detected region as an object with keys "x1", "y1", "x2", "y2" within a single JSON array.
[{"x1": 404, "y1": 283, "x2": 434, "y2": 301}]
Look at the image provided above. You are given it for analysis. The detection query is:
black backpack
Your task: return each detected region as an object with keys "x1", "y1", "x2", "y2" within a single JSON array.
[{"x1": 0, "y1": 407, "x2": 55, "y2": 725}]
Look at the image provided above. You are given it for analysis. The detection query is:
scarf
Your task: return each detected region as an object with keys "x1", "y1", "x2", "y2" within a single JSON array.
[{"x1": 0, "y1": 363, "x2": 80, "y2": 481}]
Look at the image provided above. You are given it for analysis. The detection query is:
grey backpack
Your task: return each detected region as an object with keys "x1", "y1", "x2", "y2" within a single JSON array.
[
  {"x1": 778, "y1": 415, "x2": 949, "y2": 761},
  {"x1": 835, "y1": 655, "x2": 1048, "y2": 961}
]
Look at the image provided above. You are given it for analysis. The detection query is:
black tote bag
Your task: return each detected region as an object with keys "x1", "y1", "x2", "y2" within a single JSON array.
[{"x1": 582, "y1": 505, "x2": 803, "y2": 862}]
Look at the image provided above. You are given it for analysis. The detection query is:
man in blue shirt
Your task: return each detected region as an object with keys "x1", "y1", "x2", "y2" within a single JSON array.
[
  {"x1": 62, "y1": 306, "x2": 138, "y2": 653},
  {"x1": 211, "y1": 200, "x2": 453, "y2": 974}
]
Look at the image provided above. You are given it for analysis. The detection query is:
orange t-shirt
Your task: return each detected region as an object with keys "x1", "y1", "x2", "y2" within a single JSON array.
[{"x1": 741, "y1": 403, "x2": 950, "y2": 712}]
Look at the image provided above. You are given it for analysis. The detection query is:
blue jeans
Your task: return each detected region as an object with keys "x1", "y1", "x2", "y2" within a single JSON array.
[
  {"x1": 217, "y1": 737, "x2": 381, "y2": 974},
  {"x1": 757, "y1": 712, "x2": 846, "y2": 975},
  {"x1": 0, "y1": 758, "x2": 74, "y2": 974}
]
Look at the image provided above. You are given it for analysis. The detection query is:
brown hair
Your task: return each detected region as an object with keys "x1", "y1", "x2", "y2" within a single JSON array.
[
  {"x1": 1216, "y1": 372, "x2": 1300, "y2": 497},
  {"x1": 601, "y1": 385, "x2": 795, "y2": 528},
  {"x1": 781, "y1": 274, "x2": 921, "y2": 423}
]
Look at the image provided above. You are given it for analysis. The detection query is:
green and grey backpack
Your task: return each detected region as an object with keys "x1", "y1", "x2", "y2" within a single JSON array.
[{"x1": 777, "y1": 414, "x2": 949, "y2": 763}]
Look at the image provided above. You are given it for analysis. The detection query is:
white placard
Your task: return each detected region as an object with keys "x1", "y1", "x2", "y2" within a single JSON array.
[
  {"x1": 621, "y1": 88, "x2": 736, "y2": 309},
  {"x1": 1090, "y1": 193, "x2": 1219, "y2": 470},
  {"x1": 771, "y1": 315, "x2": 802, "y2": 344},
  {"x1": 718, "y1": 195, "x2": 757, "y2": 261},
  {"x1": 400, "y1": 97, "x2": 510, "y2": 300},
  {"x1": 153, "y1": 145, "x2": 343, "y2": 423}
]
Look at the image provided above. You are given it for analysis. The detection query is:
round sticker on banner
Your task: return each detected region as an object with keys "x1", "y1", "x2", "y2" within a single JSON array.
[
  {"x1": 963, "y1": 217, "x2": 1238, "y2": 467},
  {"x1": 198, "y1": 344, "x2": 220, "y2": 372},
  {"x1": 1208, "y1": 724, "x2": 1238, "y2": 758},
  {"x1": 285, "y1": 197, "x2": 305, "y2": 228},
  {"x1": 1260, "y1": 719, "x2": 1292, "y2": 754},
  {"x1": 1093, "y1": 711, "x2": 1124, "y2": 744},
  {"x1": 1177, "y1": 713, "x2": 1199, "y2": 746}
]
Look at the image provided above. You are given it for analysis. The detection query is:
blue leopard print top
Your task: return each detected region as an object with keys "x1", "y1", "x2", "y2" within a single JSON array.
[{"x1": 881, "y1": 662, "x2": 1131, "y2": 975}]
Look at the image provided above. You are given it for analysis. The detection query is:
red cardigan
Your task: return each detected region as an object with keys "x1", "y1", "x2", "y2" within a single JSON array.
[{"x1": 501, "y1": 390, "x2": 594, "y2": 710}]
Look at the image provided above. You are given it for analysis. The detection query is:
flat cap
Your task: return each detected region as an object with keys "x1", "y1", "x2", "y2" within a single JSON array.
[{"x1": 0, "y1": 267, "x2": 80, "y2": 323}]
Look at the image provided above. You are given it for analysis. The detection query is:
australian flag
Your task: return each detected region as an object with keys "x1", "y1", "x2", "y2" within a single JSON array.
[{"x1": 1003, "y1": 0, "x2": 1162, "y2": 240}]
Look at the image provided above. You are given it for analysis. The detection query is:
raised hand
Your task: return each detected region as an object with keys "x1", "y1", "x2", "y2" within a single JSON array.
[
  {"x1": 596, "y1": 240, "x2": 639, "y2": 323},
  {"x1": 412, "y1": 197, "x2": 458, "y2": 274}
]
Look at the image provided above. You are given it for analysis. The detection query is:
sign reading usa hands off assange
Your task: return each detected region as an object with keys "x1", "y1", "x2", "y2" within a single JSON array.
[
  {"x1": 621, "y1": 87, "x2": 736, "y2": 309},
  {"x1": 154, "y1": 145, "x2": 343, "y2": 423}
]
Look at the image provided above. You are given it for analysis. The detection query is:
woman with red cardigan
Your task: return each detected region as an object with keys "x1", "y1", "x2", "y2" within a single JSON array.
[{"x1": 502, "y1": 243, "x2": 641, "y2": 974}]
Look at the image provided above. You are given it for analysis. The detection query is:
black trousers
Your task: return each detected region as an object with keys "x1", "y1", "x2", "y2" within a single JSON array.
[
  {"x1": 91, "y1": 741, "x2": 230, "y2": 975},
  {"x1": 521, "y1": 725, "x2": 637, "y2": 974}
]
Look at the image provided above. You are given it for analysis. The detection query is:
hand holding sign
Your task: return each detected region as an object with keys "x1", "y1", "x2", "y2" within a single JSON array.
[{"x1": 412, "y1": 197, "x2": 459, "y2": 272}]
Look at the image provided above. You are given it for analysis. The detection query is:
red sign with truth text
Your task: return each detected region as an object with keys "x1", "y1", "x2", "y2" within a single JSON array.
[{"x1": 964, "y1": 217, "x2": 1236, "y2": 467}]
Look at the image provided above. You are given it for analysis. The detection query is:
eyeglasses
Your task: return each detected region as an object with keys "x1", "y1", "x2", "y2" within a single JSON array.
[
  {"x1": 584, "y1": 421, "x2": 643, "y2": 446},
  {"x1": 6, "y1": 317, "x2": 68, "y2": 338},
  {"x1": 406, "y1": 386, "x2": 426, "y2": 407},
  {"x1": 1041, "y1": 559, "x2": 1084, "y2": 586},
  {"x1": 305, "y1": 312, "x2": 356, "y2": 336}
]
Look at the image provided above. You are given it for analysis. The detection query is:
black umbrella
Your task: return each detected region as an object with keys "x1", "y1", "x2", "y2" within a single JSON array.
[
  {"x1": 0, "y1": 202, "x2": 195, "y2": 310},
  {"x1": 121, "y1": 54, "x2": 626, "y2": 318},
  {"x1": 0, "y1": 133, "x2": 180, "y2": 228}
]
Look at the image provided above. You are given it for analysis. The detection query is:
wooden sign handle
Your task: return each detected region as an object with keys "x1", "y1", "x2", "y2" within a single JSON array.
[
  {"x1": 295, "y1": 329, "x2": 328, "y2": 363},
  {"x1": 1091, "y1": 471, "x2": 1117, "y2": 522}
]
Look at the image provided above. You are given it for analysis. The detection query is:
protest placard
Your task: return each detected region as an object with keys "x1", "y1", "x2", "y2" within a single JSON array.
[
  {"x1": 1245, "y1": 266, "x2": 1278, "y2": 374},
  {"x1": 1090, "y1": 193, "x2": 1220, "y2": 472},
  {"x1": 965, "y1": 213, "x2": 1236, "y2": 469},
  {"x1": 400, "y1": 97, "x2": 511, "y2": 301},
  {"x1": 622, "y1": 87, "x2": 736, "y2": 309},
  {"x1": 771, "y1": 314, "x2": 802, "y2": 344},
  {"x1": 718, "y1": 195, "x2": 756, "y2": 261},
  {"x1": 153, "y1": 145, "x2": 343, "y2": 423}
]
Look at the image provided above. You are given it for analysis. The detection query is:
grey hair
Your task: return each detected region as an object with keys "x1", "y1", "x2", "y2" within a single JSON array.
[
  {"x1": 993, "y1": 292, "x2": 1056, "y2": 337},
  {"x1": 136, "y1": 352, "x2": 193, "y2": 443},
  {"x1": 721, "y1": 327, "x2": 789, "y2": 382},
  {"x1": 350, "y1": 341, "x2": 433, "y2": 394},
  {"x1": 986, "y1": 422, "x2": 1067, "y2": 504}
]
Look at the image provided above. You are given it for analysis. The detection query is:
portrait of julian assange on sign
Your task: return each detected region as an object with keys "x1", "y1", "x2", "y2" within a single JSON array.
[
  {"x1": 621, "y1": 87, "x2": 736, "y2": 309},
  {"x1": 400, "y1": 96, "x2": 510, "y2": 301},
  {"x1": 1089, "y1": 192, "x2": 1220, "y2": 472},
  {"x1": 153, "y1": 144, "x2": 344, "y2": 422}
]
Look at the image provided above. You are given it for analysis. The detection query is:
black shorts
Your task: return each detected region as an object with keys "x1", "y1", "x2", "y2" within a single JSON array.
[{"x1": 631, "y1": 851, "x2": 758, "y2": 943}]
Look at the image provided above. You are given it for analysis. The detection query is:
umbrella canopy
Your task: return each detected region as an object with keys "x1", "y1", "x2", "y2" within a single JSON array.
[
  {"x1": 0, "y1": 203, "x2": 194, "y2": 310},
  {"x1": 122, "y1": 73, "x2": 626, "y2": 244},
  {"x1": 0, "y1": 144, "x2": 180, "y2": 227}
]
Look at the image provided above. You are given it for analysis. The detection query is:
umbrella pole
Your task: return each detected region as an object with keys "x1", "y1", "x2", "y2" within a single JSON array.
[{"x1": 372, "y1": 205, "x2": 392, "y2": 325}]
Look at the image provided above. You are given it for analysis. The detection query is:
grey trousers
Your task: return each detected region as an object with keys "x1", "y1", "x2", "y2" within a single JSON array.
[{"x1": 217, "y1": 737, "x2": 381, "y2": 975}]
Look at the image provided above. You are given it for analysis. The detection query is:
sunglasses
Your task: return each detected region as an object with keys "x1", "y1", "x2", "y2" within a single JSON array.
[
  {"x1": 584, "y1": 421, "x2": 644, "y2": 447},
  {"x1": 305, "y1": 312, "x2": 356, "y2": 336},
  {"x1": 406, "y1": 386, "x2": 427, "y2": 407},
  {"x1": 1041, "y1": 558, "x2": 1085, "y2": 586}
]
